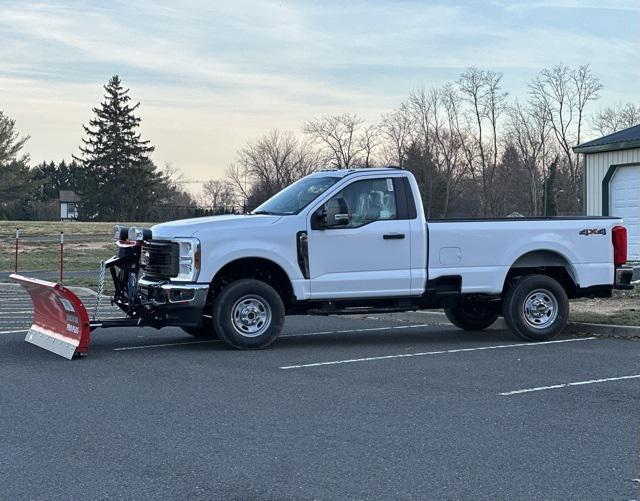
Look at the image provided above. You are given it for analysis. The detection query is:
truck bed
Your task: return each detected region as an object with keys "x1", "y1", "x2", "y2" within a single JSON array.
[{"x1": 426, "y1": 216, "x2": 622, "y2": 294}]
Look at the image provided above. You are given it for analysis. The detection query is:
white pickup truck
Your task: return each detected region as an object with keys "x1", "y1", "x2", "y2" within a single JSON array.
[{"x1": 111, "y1": 168, "x2": 633, "y2": 349}]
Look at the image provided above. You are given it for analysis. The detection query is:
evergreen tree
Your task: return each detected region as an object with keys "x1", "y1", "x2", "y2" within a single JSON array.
[
  {"x1": 495, "y1": 143, "x2": 530, "y2": 216},
  {"x1": 33, "y1": 159, "x2": 83, "y2": 201},
  {"x1": 0, "y1": 110, "x2": 36, "y2": 219},
  {"x1": 74, "y1": 75, "x2": 156, "y2": 220},
  {"x1": 403, "y1": 142, "x2": 440, "y2": 218},
  {"x1": 543, "y1": 156, "x2": 559, "y2": 217}
]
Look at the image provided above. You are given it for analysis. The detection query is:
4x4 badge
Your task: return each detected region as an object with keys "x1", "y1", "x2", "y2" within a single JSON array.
[{"x1": 579, "y1": 228, "x2": 606, "y2": 236}]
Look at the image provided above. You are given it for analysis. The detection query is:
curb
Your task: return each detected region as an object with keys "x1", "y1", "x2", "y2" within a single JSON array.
[{"x1": 565, "y1": 321, "x2": 640, "y2": 339}]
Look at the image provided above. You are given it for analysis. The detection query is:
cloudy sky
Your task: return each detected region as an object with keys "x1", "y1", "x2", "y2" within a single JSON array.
[{"x1": 1, "y1": 0, "x2": 638, "y2": 183}]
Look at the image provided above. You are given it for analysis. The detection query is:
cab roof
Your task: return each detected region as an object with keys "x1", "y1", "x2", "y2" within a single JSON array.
[{"x1": 309, "y1": 167, "x2": 403, "y2": 177}]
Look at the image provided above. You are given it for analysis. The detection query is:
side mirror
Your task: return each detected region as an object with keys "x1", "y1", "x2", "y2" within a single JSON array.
[{"x1": 313, "y1": 198, "x2": 350, "y2": 229}]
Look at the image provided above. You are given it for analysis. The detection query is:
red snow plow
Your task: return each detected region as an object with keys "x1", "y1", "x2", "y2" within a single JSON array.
[
  {"x1": 10, "y1": 274, "x2": 92, "y2": 359},
  {"x1": 10, "y1": 225, "x2": 189, "y2": 359}
]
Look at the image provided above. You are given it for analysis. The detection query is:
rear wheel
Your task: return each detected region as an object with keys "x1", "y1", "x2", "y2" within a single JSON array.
[
  {"x1": 444, "y1": 300, "x2": 499, "y2": 331},
  {"x1": 212, "y1": 279, "x2": 285, "y2": 350},
  {"x1": 503, "y1": 274, "x2": 569, "y2": 342}
]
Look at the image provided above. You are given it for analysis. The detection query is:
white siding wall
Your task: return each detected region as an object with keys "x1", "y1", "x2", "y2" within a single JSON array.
[{"x1": 585, "y1": 148, "x2": 640, "y2": 215}]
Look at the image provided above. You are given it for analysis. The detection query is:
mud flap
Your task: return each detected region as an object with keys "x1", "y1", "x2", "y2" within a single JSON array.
[{"x1": 10, "y1": 274, "x2": 91, "y2": 359}]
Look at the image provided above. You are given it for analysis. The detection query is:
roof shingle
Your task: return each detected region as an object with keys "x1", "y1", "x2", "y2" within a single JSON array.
[{"x1": 574, "y1": 124, "x2": 640, "y2": 153}]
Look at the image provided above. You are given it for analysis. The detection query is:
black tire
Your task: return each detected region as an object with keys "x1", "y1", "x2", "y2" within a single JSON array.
[
  {"x1": 212, "y1": 279, "x2": 285, "y2": 350},
  {"x1": 503, "y1": 274, "x2": 569, "y2": 342},
  {"x1": 444, "y1": 300, "x2": 499, "y2": 331}
]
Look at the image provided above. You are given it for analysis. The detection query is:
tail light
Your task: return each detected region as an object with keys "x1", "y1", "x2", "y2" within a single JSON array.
[{"x1": 612, "y1": 226, "x2": 627, "y2": 266}]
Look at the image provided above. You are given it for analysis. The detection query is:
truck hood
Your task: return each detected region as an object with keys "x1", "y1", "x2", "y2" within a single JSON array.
[{"x1": 151, "y1": 214, "x2": 282, "y2": 239}]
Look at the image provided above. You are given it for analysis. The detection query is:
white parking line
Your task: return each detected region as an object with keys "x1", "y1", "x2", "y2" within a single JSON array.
[
  {"x1": 112, "y1": 324, "x2": 438, "y2": 351},
  {"x1": 279, "y1": 337, "x2": 597, "y2": 369},
  {"x1": 113, "y1": 339, "x2": 220, "y2": 350},
  {"x1": 499, "y1": 374, "x2": 640, "y2": 396},
  {"x1": 0, "y1": 329, "x2": 28, "y2": 334}
]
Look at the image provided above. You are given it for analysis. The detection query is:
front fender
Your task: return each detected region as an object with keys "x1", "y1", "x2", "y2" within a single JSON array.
[{"x1": 198, "y1": 240, "x2": 305, "y2": 299}]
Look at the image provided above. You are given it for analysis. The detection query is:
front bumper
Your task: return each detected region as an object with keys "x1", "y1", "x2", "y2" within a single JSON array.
[
  {"x1": 138, "y1": 277, "x2": 210, "y2": 327},
  {"x1": 614, "y1": 265, "x2": 634, "y2": 290}
]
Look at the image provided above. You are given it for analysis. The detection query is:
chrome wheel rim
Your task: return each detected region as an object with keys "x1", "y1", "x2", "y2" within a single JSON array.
[
  {"x1": 523, "y1": 289, "x2": 558, "y2": 329},
  {"x1": 231, "y1": 295, "x2": 271, "y2": 337}
]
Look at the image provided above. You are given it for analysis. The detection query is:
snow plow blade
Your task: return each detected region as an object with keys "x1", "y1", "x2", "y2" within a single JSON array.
[{"x1": 10, "y1": 274, "x2": 91, "y2": 359}]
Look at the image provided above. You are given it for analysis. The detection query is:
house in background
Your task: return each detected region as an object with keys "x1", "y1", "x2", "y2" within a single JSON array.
[
  {"x1": 59, "y1": 190, "x2": 79, "y2": 220},
  {"x1": 574, "y1": 124, "x2": 640, "y2": 261}
]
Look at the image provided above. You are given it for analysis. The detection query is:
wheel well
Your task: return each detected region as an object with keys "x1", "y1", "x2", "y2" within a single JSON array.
[
  {"x1": 504, "y1": 251, "x2": 578, "y2": 298},
  {"x1": 211, "y1": 258, "x2": 294, "y2": 305}
]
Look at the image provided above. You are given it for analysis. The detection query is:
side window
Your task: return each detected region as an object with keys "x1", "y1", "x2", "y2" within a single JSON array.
[{"x1": 330, "y1": 178, "x2": 397, "y2": 228}]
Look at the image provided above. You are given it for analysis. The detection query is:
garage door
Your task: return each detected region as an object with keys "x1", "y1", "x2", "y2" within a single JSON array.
[{"x1": 610, "y1": 165, "x2": 640, "y2": 261}]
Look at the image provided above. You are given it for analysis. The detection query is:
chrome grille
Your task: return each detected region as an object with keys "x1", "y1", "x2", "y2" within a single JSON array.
[{"x1": 141, "y1": 241, "x2": 179, "y2": 279}]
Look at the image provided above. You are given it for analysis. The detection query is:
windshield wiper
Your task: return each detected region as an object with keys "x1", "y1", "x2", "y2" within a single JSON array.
[{"x1": 252, "y1": 210, "x2": 280, "y2": 215}]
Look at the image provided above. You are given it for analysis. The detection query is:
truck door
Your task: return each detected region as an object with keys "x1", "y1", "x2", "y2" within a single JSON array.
[{"x1": 306, "y1": 176, "x2": 412, "y2": 299}]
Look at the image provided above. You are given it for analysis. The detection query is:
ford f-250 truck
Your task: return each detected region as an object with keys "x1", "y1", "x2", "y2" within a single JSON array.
[{"x1": 109, "y1": 167, "x2": 633, "y2": 349}]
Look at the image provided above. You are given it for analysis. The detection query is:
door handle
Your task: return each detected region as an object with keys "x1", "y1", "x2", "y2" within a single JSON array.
[{"x1": 383, "y1": 233, "x2": 405, "y2": 240}]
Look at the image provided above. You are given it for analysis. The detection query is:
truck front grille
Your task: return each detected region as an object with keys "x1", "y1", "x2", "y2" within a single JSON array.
[{"x1": 141, "y1": 241, "x2": 179, "y2": 279}]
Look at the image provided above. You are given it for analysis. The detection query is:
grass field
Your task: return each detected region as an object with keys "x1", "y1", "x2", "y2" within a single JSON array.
[
  {"x1": 0, "y1": 221, "x2": 152, "y2": 289},
  {"x1": 2, "y1": 220, "x2": 638, "y2": 326},
  {"x1": 570, "y1": 287, "x2": 640, "y2": 326},
  {"x1": 0, "y1": 220, "x2": 153, "y2": 238}
]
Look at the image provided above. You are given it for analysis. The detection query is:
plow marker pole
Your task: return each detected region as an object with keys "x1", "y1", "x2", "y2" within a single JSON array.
[
  {"x1": 60, "y1": 231, "x2": 64, "y2": 285},
  {"x1": 14, "y1": 227, "x2": 19, "y2": 273}
]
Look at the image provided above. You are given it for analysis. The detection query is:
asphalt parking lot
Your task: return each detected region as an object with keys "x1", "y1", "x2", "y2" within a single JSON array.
[{"x1": 1, "y1": 283, "x2": 639, "y2": 500}]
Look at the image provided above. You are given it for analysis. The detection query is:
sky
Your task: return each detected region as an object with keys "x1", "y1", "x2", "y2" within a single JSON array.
[{"x1": 1, "y1": 0, "x2": 638, "y2": 187}]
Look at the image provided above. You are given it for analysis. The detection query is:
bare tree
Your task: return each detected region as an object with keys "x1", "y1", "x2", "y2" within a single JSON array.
[
  {"x1": 303, "y1": 113, "x2": 370, "y2": 168},
  {"x1": 406, "y1": 88, "x2": 436, "y2": 216},
  {"x1": 506, "y1": 101, "x2": 551, "y2": 215},
  {"x1": 408, "y1": 87, "x2": 434, "y2": 157},
  {"x1": 379, "y1": 104, "x2": 412, "y2": 168},
  {"x1": 458, "y1": 67, "x2": 508, "y2": 216},
  {"x1": 430, "y1": 84, "x2": 469, "y2": 216},
  {"x1": 359, "y1": 124, "x2": 382, "y2": 168},
  {"x1": 403, "y1": 85, "x2": 474, "y2": 217},
  {"x1": 528, "y1": 63, "x2": 601, "y2": 212},
  {"x1": 200, "y1": 179, "x2": 236, "y2": 213},
  {"x1": 592, "y1": 102, "x2": 640, "y2": 136},
  {"x1": 572, "y1": 65, "x2": 603, "y2": 149},
  {"x1": 226, "y1": 163, "x2": 251, "y2": 211},
  {"x1": 227, "y1": 129, "x2": 319, "y2": 210}
]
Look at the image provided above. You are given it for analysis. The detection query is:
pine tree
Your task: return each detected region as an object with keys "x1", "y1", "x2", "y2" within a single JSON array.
[
  {"x1": 74, "y1": 75, "x2": 156, "y2": 220},
  {"x1": 543, "y1": 156, "x2": 559, "y2": 217},
  {"x1": 33, "y1": 159, "x2": 83, "y2": 201},
  {"x1": 0, "y1": 110, "x2": 36, "y2": 219}
]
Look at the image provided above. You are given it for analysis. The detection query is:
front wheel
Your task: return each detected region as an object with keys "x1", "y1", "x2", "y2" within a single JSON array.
[
  {"x1": 503, "y1": 274, "x2": 569, "y2": 342},
  {"x1": 212, "y1": 279, "x2": 285, "y2": 350},
  {"x1": 444, "y1": 300, "x2": 499, "y2": 331}
]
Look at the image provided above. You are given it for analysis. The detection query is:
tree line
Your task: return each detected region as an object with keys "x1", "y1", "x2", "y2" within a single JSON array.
[
  {"x1": 1, "y1": 67, "x2": 639, "y2": 222},
  {"x1": 212, "y1": 63, "x2": 639, "y2": 218},
  {"x1": 0, "y1": 76, "x2": 195, "y2": 221}
]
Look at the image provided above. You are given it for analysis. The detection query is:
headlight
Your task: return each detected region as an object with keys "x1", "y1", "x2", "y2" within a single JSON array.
[
  {"x1": 173, "y1": 237, "x2": 201, "y2": 282},
  {"x1": 127, "y1": 226, "x2": 152, "y2": 242}
]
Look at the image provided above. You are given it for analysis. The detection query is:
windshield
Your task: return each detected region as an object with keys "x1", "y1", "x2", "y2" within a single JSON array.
[{"x1": 253, "y1": 176, "x2": 340, "y2": 215}]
